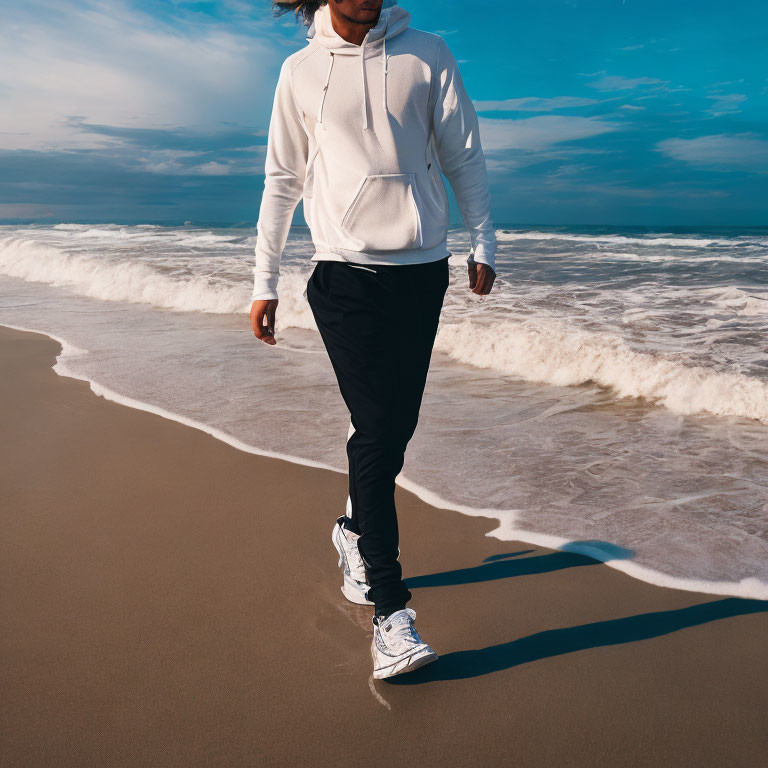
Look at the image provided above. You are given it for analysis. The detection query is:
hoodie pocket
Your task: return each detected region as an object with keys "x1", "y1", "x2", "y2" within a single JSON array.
[{"x1": 339, "y1": 173, "x2": 423, "y2": 252}]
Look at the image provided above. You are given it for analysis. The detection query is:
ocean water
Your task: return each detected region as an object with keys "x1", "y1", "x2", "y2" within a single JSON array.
[{"x1": 1, "y1": 223, "x2": 767, "y2": 598}]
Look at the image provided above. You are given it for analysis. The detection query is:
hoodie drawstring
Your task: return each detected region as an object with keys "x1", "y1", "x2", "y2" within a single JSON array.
[
  {"x1": 318, "y1": 51, "x2": 335, "y2": 125},
  {"x1": 318, "y1": 33, "x2": 389, "y2": 132},
  {"x1": 383, "y1": 36, "x2": 388, "y2": 121},
  {"x1": 360, "y1": 38, "x2": 369, "y2": 131}
]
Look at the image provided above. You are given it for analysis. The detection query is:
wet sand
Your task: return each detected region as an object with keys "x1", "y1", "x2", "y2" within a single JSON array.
[{"x1": 1, "y1": 324, "x2": 767, "y2": 767}]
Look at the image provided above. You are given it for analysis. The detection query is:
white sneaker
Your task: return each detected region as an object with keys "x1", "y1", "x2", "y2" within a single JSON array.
[
  {"x1": 332, "y1": 512, "x2": 373, "y2": 606},
  {"x1": 371, "y1": 608, "x2": 438, "y2": 679}
]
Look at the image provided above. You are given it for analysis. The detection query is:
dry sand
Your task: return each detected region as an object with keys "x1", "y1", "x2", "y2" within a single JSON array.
[{"x1": 1, "y1": 324, "x2": 767, "y2": 767}]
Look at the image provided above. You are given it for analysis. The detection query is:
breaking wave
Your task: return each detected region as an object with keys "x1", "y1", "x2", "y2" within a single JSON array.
[
  {"x1": 3, "y1": 230, "x2": 767, "y2": 425},
  {"x1": 0, "y1": 235, "x2": 250, "y2": 314},
  {"x1": 434, "y1": 317, "x2": 768, "y2": 424},
  {"x1": 495, "y1": 230, "x2": 768, "y2": 248}
]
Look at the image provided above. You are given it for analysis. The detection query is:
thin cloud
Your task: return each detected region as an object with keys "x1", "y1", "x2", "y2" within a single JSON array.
[
  {"x1": 473, "y1": 96, "x2": 601, "y2": 112},
  {"x1": 480, "y1": 115, "x2": 619, "y2": 153},
  {"x1": 67, "y1": 119, "x2": 267, "y2": 152},
  {"x1": 0, "y1": 146, "x2": 265, "y2": 221},
  {"x1": 705, "y1": 93, "x2": 747, "y2": 117},
  {"x1": 657, "y1": 133, "x2": 768, "y2": 171},
  {"x1": 587, "y1": 74, "x2": 666, "y2": 91}
]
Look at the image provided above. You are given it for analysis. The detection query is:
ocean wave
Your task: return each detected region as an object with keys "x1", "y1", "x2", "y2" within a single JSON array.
[
  {"x1": 434, "y1": 317, "x2": 768, "y2": 424},
  {"x1": 47, "y1": 224, "x2": 244, "y2": 248},
  {"x1": 495, "y1": 230, "x2": 766, "y2": 248},
  {"x1": 4, "y1": 231, "x2": 767, "y2": 423},
  {"x1": 0, "y1": 235, "x2": 250, "y2": 314},
  {"x1": 706, "y1": 286, "x2": 768, "y2": 316},
  {"x1": 582, "y1": 251, "x2": 766, "y2": 264},
  {"x1": 51, "y1": 223, "x2": 163, "y2": 232}
]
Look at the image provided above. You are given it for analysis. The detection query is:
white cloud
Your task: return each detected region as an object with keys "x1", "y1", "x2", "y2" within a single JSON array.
[
  {"x1": 712, "y1": 79, "x2": 745, "y2": 88},
  {"x1": 193, "y1": 162, "x2": 232, "y2": 176},
  {"x1": 134, "y1": 146, "x2": 267, "y2": 175},
  {"x1": 706, "y1": 93, "x2": 747, "y2": 117},
  {"x1": 657, "y1": 133, "x2": 768, "y2": 171},
  {"x1": 587, "y1": 75, "x2": 665, "y2": 91},
  {"x1": 479, "y1": 115, "x2": 618, "y2": 153},
  {"x1": 545, "y1": 163, "x2": 594, "y2": 178},
  {"x1": 473, "y1": 96, "x2": 600, "y2": 112},
  {"x1": 0, "y1": 0, "x2": 283, "y2": 151}
]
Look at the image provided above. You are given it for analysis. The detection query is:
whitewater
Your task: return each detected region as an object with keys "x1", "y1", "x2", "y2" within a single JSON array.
[{"x1": 1, "y1": 223, "x2": 767, "y2": 599}]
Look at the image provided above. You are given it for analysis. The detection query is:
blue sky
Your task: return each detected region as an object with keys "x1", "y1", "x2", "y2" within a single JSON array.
[{"x1": 0, "y1": 0, "x2": 766, "y2": 225}]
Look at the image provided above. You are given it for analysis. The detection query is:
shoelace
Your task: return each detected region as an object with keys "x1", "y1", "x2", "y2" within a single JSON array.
[
  {"x1": 343, "y1": 528, "x2": 366, "y2": 577},
  {"x1": 381, "y1": 610, "x2": 420, "y2": 653}
]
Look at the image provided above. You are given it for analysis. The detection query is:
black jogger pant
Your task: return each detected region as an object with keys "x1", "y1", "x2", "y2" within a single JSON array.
[{"x1": 306, "y1": 256, "x2": 450, "y2": 617}]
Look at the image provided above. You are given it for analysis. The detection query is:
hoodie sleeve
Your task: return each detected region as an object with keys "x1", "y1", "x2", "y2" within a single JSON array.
[
  {"x1": 431, "y1": 38, "x2": 497, "y2": 274},
  {"x1": 252, "y1": 58, "x2": 309, "y2": 301}
]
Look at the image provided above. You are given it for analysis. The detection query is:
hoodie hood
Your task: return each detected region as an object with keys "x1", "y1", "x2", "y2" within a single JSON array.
[{"x1": 306, "y1": 0, "x2": 412, "y2": 131}]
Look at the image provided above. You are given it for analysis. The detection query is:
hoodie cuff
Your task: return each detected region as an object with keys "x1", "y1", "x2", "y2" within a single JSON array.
[
  {"x1": 467, "y1": 245, "x2": 496, "y2": 275},
  {"x1": 251, "y1": 269, "x2": 279, "y2": 302}
]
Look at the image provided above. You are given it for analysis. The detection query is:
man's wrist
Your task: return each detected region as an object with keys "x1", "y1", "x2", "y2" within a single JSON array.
[
  {"x1": 251, "y1": 269, "x2": 279, "y2": 302},
  {"x1": 467, "y1": 254, "x2": 496, "y2": 275}
]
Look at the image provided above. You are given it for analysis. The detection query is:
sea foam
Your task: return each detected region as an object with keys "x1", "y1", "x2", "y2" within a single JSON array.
[
  {"x1": 3, "y1": 230, "x2": 767, "y2": 426},
  {"x1": 0, "y1": 235, "x2": 251, "y2": 314},
  {"x1": 434, "y1": 317, "x2": 768, "y2": 424},
  {"x1": 495, "y1": 230, "x2": 768, "y2": 248}
]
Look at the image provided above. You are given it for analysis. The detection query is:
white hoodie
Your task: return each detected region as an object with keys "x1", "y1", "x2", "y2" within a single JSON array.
[{"x1": 252, "y1": 0, "x2": 497, "y2": 301}]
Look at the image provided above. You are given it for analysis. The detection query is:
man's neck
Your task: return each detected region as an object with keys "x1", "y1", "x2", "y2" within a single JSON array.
[{"x1": 328, "y1": 5, "x2": 380, "y2": 46}]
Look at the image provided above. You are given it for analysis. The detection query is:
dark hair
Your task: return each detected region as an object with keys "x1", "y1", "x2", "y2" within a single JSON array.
[{"x1": 272, "y1": 0, "x2": 328, "y2": 26}]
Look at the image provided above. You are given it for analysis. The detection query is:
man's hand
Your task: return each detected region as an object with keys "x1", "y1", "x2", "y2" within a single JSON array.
[
  {"x1": 468, "y1": 261, "x2": 496, "y2": 296},
  {"x1": 251, "y1": 299, "x2": 278, "y2": 345}
]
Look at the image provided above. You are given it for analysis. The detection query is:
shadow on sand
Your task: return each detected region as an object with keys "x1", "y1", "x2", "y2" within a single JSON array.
[
  {"x1": 394, "y1": 544, "x2": 767, "y2": 684},
  {"x1": 405, "y1": 540, "x2": 634, "y2": 590}
]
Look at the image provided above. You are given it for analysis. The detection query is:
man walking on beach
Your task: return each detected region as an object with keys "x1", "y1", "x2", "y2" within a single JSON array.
[{"x1": 250, "y1": 0, "x2": 496, "y2": 679}]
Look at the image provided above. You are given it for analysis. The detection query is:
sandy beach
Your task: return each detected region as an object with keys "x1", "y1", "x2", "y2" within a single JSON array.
[{"x1": 2, "y1": 323, "x2": 767, "y2": 767}]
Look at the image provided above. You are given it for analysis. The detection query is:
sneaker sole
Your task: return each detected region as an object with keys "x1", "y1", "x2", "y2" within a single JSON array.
[
  {"x1": 341, "y1": 578, "x2": 374, "y2": 606},
  {"x1": 372, "y1": 645, "x2": 439, "y2": 680}
]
